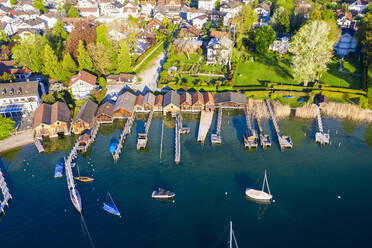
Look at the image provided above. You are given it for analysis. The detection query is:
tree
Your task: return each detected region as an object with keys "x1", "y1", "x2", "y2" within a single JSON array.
[
  {"x1": 96, "y1": 25, "x2": 111, "y2": 47},
  {"x1": 0, "y1": 31, "x2": 7, "y2": 43},
  {"x1": 77, "y1": 40, "x2": 93, "y2": 71},
  {"x1": 233, "y1": 5, "x2": 258, "y2": 50},
  {"x1": 66, "y1": 21, "x2": 96, "y2": 58},
  {"x1": 10, "y1": 0, "x2": 16, "y2": 6},
  {"x1": 0, "y1": 72, "x2": 15, "y2": 81},
  {"x1": 87, "y1": 42, "x2": 113, "y2": 75},
  {"x1": 309, "y1": 6, "x2": 339, "y2": 43},
  {"x1": 272, "y1": 6, "x2": 290, "y2": 33},
  {"x1": 60, "y1": 53, "x2": 77, "y2": 82},
  {"x1": 254, "y1": 25, "x2": 276, "y2": 54},
  {"x1": 289, "y1": 21, "x2": 335, "y2": 86},
  {"x1": 34, "y1": 0, "x2": 46, "y2": 13},
  {"x1": 116, "y1": 40, "x2": 132, "y2": 73},
  {"x1": 0, "y1": 115, "x2": 15, "y2": 140},
  {"x1": 49, "y1": 20, "x2": 68, "y2": 57},
  {"x1": 42, "y1": 94, "x2": 56, "y2": 104},
  {"x1": 42, "y1": 44, "x2": 61, "y2": 79},
  {"x1": 68, "y1": 6, "x2": 79, "y2": 18},
  {"x1": 12, "y1": 35, "x2": 46, "y2": 72}
]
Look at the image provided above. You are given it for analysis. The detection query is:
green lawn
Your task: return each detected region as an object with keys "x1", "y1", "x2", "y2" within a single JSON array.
[
  {"x1": 134, "y1": 41, "x2": 165, "y2": 74},
  {"x1": 234, "y1": 53, "x2": 296, "y2": 86},
  {"x1": 319, "y1": 56, "x2": 362, "y2": 89}
]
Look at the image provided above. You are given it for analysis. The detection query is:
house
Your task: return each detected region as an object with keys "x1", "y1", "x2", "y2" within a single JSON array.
[
  {"x1": 147, "y1": 18, "x2": 163, "y2": 32},
  {"x1": 184, "y1": 7, "x2": 208, "y2": 21},
  {"x1": 213, "y1": 92, "x2": 247, "y2": 108},
  {"x1": 122, "y1": 1, "x2": 139, "y2": 19},
  {"x1": 180, "y1": 92, "x2": 192, "y2": 111},
  {"x1": 192, "y1": 15, "x2": 209, "y2": 29},
  {"x1": 191, "y1": 91, "x2": 204, "y2": 112},
  {"x1": 337, "y1": 12, "x2": 352, "y2": 28},
  {"x1": 15, "y1": 10, "x2": 40, "y2": 20},
  {"x1": 162, "y1": 91, "x2": 180, "y2": 115},
  {"x1": 22, "y1": 17, "x2": 46, "y2": 30},
  {"x1": 135, "y1": 31, "x2": 156, "y2": 54},
  {"x1": 154, "y1": 94, "x2": 163, "y2": 112},
  {"x1": 349, "y1": 0, "x2": 370, "y2": 15},
  {"x1": 134, "y1": 94, "x2": 144, "y2": 112},
  {"x1": 158, "y1": 0, "x2": 184, "y2": 7},
  {"x1": 0, "y1": 81, "x2": 40, "y2": 114},
  {"x1": 142, "y1": 92, "x2": 155, "y2": 112},
  {"x1": 113, "y1": 91, "x2": 136, "y2": 118},
  {"x1": 220, "y1": 1, "x2": 242, "y2": 25},
  {"x1": 206, "y1": 36, "x2": 233, "y2": 65},
  {"x1": 140, "y1": 1, "x2": 155, "y2": 15},
  {"x1": 100, "y1": 1, "x2": 124, "y2": 17},
  {"x1": 334, "y1": 29, "x2": 358, "y2": 57},
  {"x1": 68, "y1": 71, "x2": 97, "y2": 99},
  {"x1": 198, "y1": 0, "x2": 217, "y2": 10},
  {"x1": 178, "y1": 26, "x2": 201, "y2": 40},
  {"x1": 16, "y1": 28, "x2": 42, "y2": 39},
  {"x1": 76, "y1": 0, "x2": 98, "y2": 8},
  {"x1": 254, "y1": 3, "x2": 270, "y2": 17},
  {"x1": 96, "y1": 101, "x2": 115, "y2": 124},
  {"x1": 71, "y1": 99, "x2": 98, "y2": 134},
  {"x1": 0, "y1": 60, "x2": 31, "y2": 79},
  {"x1": 269, "y1": 36, "x2": 290, "y2": 55},
  {"x1": 39, "y1": 11, "x2": 57, "y2": 29},
  {"x1": 203, "y1": 92, "x2": 214, "y2": 111},
  {"x1": 33, "y1": 101, "x2": 71, "y2": 138},
  {"x1": 174, "y1": 39, "x2": 203, "y2": 53},
  {"x1": 78, "y1": 7, "x2": 100, "y2": 18},
  {"x1": 106, "y1": 73, "x2": 137, "y2": 97}
]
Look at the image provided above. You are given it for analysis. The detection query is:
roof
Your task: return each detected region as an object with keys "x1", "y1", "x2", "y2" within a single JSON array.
[
  {"x1": 180, "y1": 92, "x2": 192, "y2": 105},
  {"x1": 256, "y1": 3, "x2": 270, "y2": 12},
  {"x1": 143, "y1": 92, "x2": 155, "y2": 105},
  {"x1": 203, "y1": 92, "x2": 214, "y2": 105},
  {"x1": 192, "y1": 91, "x2": 203, "y2": 105},
  {"x1": 0, "y1": 60, "x2": 31, "y2": 76},
  {"x1": 214, "y1": 92, "x2": 247, "y2": 105},
  {"x1": 69, "y1": 71, "x2": 97, "y2": 87},
  {"x1": 73, "y1": 99, "x2": 98, "y2": 124},
  {"x1": 113, "y1": 91, "x2": 136, "y2": 113},
  {"x1": 23, "y1": 17, "x2": 45, "y2": 26},
  {"x1": 0, "y1": 81, "x2": 38, "y2": 99},
  {"x1": 337, "y1": 12, "x2": 352, "y2": 20},
  {"x1": 96, "y1": 101, "x2": 114, "y2": 117},
  {"x1": 107, "y1": 73, "x2": 136, "y2": 84},
  {"x1": 154, "y1": 94, "x2": 163, "y2": 105},
  {"x1": 33, "y1": 103, "x2": 51, "y2": 127},
  {"x1": 33, "y1": 101, "x2": 71, "y2": 127},
  {"x1": 163, "y1": 91, "x2": 180, "y2": 107},
  {"x1": 135, "y1": 94, "x2": 144, "y2": 106},
  {"x1": 51, "y1": 101, "x2": 71, "y2": 124},
  {"x1": 210, "y1": 30, "x2": 227, "y2": 38}
]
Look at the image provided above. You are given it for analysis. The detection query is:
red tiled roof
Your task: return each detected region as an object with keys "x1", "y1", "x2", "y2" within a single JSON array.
[{"x1": 69, "y1": 70, "x2": 97, "y2": 87}]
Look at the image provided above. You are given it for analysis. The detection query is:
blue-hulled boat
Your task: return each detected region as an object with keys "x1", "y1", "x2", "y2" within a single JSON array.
[
  {"x1": 103, "y1": 192, "x2": 121, "y2": 217},
  {"x1": 54, "y1": 162, "x2": 64, "y2": 178},
  {"x1": 109, "y1": 142, "x2": 117, "y2": 154}
]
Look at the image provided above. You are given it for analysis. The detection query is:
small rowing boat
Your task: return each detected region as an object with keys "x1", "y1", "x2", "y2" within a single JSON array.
[
  {"x1": 152, "y1": 188, "x2": 175, "y2": 200},
  {"x1": 74, "y1": 163, "x2": 94, "y2": 183},
  {"x1": 109, "y1": 142, "x2": 117, "y2": 154},
  {"x1": 54, "y1": 162, "x2": 64, "y2": 178}
]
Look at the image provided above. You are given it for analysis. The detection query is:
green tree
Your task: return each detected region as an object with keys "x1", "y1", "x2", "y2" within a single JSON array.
[
  {"x1": 96, "y1": 25, "x2": 111, "y2": 47},
  {"x1": 0, "y1": 31, "x2": 7, "y2": 43},
  {"x1": 254, "y1": 25, "x2": 276, "y2": 54},
  {"x1": 12, "y1": 35, "x2": 46, "y2": 72},
  {"x1": 0, "y1": 115, "x2": 15, "y2": 140},
  {"x1": 60, "y1": 53, "x2": 77, "y2": 83},
  {"x1": 68, "y1": 6, "x2": 79, "y2": 18},
  {"x1": 233, "y1": 5, "x2": 258, "y2": 50},
  {"x1": 42, "y1": 94, "x2": 57, "y2": 104},
  {"x1": 87, "y1": 42, "x2": 113, "y2": 75},
  {"x1": 42, "y1": 44, "x2": 61, "y2": 79},
  {"x1": 272, "y1": 6, "x2": 290, "y2": 33},
  {"x1": 34, "y1": 0, "x2": 46, "y2": 13},
  {"x1": 116, "y1": 40, "x2": 132, "y2": 73},
  {"x1": 10, "y1": 0, "x2": 16, "y2": 6},
  {"x1": 289, "y1": 21, "x2": 335, "y2": 86},
  {"x1": 77, "y1": 40, "x2": 93, "y2": 71},
  {"x1": 50, "y1": 20, "x2": 68, "y2": 57}
]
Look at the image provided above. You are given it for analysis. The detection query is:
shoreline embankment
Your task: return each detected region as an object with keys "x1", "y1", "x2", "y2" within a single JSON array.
[{"x1": 0, "y1": 129, "x2": 34, "y2": 154}]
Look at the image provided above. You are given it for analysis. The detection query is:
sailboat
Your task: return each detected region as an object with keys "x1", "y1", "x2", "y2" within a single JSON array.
[
  {"x1": 245, "y1": 170, "x2": 272, "y2": 202},
  {"x1": 103, "y1": 192, "x2": 121, "y2": 217},
  {"x1": 74, "y1": 163, "x2": 94, "y2": 183},
  {"x1": 227, "y1": 221, "x2": 239, "y2": 248},
  {"x1": 65, "y1": 157, "x2": 82, "y2": 214}
]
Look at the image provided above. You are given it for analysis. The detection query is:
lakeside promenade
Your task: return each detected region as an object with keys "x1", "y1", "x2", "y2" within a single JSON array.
[{"x1": 0, "y1": 130, "x2": 34, "y2": 153}]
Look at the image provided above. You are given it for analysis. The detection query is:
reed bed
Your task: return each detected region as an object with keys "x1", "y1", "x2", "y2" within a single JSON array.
[
  {"x1": 322, "y1": 102, "x2": 372, "y2": 123},
  {"x1": 272, "y1": 101, "x2": 291, "y2": 119},
  {"x1": 295, "y1": 103, "x2": 317, "y2": 119},
  {"x1": 247, "y1": 99, "x2": 270, "y2": 119}
]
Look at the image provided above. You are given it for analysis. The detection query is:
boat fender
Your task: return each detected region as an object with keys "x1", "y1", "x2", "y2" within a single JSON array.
[{"x1": 273, "y1": 200, "x2": 275, "y2": 203}]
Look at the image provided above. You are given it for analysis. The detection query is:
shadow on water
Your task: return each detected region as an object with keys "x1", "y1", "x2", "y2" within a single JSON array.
[
  {"x1": 364, "y1": 125, "x2": 372, "y2": 147},
  {"x1": 135, "y1": 120, "x2": 146, "y2": 134},
  {"x1": 234, "y1": 172, "x2": 256, "y2": 194},
  {"x1": 152, "y1": 170, "x2": 172, "y2": 190},
  {"x1": 197, "y1": 226, "x2": 221, "y2": 248},
  {"x1": 232, "y1": 116, "x2": 245, "y2": 145}
]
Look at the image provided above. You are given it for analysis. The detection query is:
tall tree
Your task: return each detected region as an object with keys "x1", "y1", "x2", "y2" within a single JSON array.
[
  {"x1": 66, "y1": 21, "x2": 96, "y2": 58},
  {"x1": 0, "y1": 115, "x2": 15, "y2": 140},
  {"x1": 96, "y1": 25, "x2": 111, "y2": 47},
  {"x1": 49, "y1": 20, "x2": 68, "y2": 57},
  {"x1": 68, "y1": 6, "x2": 79, "y2": 18},
  {"x1": 12, "y1": 35, "x2": 46, "y2": 72},
  {"x1": 42, "y1": 44, "x2": 61, "y2": 79},
  {"x1": 77, "y1": 40, "x2": 93, "y2": 71},
  {"x1": 272, "y1": 6, "x2": 290, "y2": 33},
  {"x1": 34, "y1": 0, "x2": 46, "y2": 13},
  {"x1": 254, "y1": 25, "x2": 276, "y2": 54},
  {"x1": 10, "y1": 0, "x2": 16, "y2": 6},
  {"x1": 60, "y1": 53, "x2": 78, "y2": 82},
  {"x1": 233, "y1": 5, "x2": 258, "y2": 50},
  {"x1": 289, "y1": 21, "x2": 335, "y2": 86},
  {"x1": 87, "y1": 43, "x2": 113, "y2": 75},
  {"x1": 116, "y1": 40, "x2": 132, "y2": 73}
]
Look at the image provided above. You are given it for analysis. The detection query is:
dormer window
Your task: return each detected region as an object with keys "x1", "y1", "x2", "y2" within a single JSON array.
[
  {"x1": 10, "y1": 88, "x2": 14, "y2": 95},
  {"x1": 17, "y1": 87, "x2": 22, "y2": 94},
  {"x1": 2, "y1": 89, "x2": 6, "y2": 95}
]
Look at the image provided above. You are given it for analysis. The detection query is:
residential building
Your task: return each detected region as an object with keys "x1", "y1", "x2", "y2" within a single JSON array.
[
  {"x1": 198, "y1": 0, "x2": 217, "y2": 10},
  {"x1": 71, "y1": 99, "x2": 98, "y2": 134},
  {"x1": 142, "y1": 92, "x2": 155, "y2": 112},
  {"x1": 213, "y1": 92, "x2": 247, "y2": 108},
  {"x1": 68, "y1": 71, "x2": 97, "y2": 99},
  {"x1": 106, "y1": 73, "x2": 137, "y2": 97},
  {"x1": 0, "y1": 60, "x2": 31, "y2": 79},
  {"x1": 269, "y1": 36, "x2": 290, "y2": 55},
  {"x1": 33, "y1": 101, "x2": 71, "y2": 138},
  {"x1": 349, "y1": 0, "x2": 370, "y2": 15},
  {"x1": 78, "y1": 7, "x2": 100, "y2": 18},
  {"x1": 206, "y1": 36, "x2": 233, "y2": 65},
  {"x1": 254, "y1": 3, "x2": 270, "y2": 17},
  {"x1": 334, "y1": 29, "x2": 358, "y2": 57},
  {"x1": 162, "y1": 90, "x2": 180, "y2": 115},
  {"x1": 180, "y1": 92, "x2": 192, "y2": 111},
  {"x1": 147, "y1": 18, "x2": 163, "y2": 32},
  {"x1": 192, "y1": 14, "x2": 209, "y2": 29},
  {"x1": 122, "y1": 1, "x2": 139, "y2": 19},
  {"x1": 337, "y1": 12, "x2": 352, "y2": 28},
  {"x1": 158, "y1": 0, "x2": 184, "y2": 7},
  {"x1": 203, "y1": 92, "x2": 214, "y2": 111},
  {"x1": 191, "y1": 91, "x2": 204, "y2": 112},
  {"x1": 154, "y1": 94, "x2": 163, "y2": 112},
  {"x1": 113, "y1": 91, "x2": 136, "y2": 118},
  {"x1": 140, "y1": 1, "x2": 155, "y2": 15},
  {"x1": 96, "y1": 101, "x2": 115, "y2": 124},
  {"x1": 134, "y1": 94, "x2": 145, "y2": 112},
  {"x1": 39, "y1": 11, "x2": 57, "y2": 29}
]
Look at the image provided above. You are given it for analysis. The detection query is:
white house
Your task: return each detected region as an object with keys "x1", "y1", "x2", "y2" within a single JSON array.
[
  {"x1": 76, "y1": 0, "x2": 98, "y2": 8},
  {"x1": 78, "y1": 7, "x2": 100, "y2": 18},
  {"x1": 198, "y1": 0, "x2": 217, "y2": 10},
  {"x1": 269, "y1": 37, "x2": 290, "y2": 55},
  {"x1": 68, "y1": 71, "x2": 97, "y2": 99},
  {"x1": 206, "y1": 36, "x2": 233, "y2": 65},
  {"x1": 21, "y1": 17, "x2": 46, "y2": 30},
  {"x1": 39, "y1": 12, "x2": 58, "y2": 29},
  {"x1": 334, "y1": 31, "x2": 358, "y2": 57},
  {"x1": 348, "y1": 0, "x2": 370, "y2": 15},
  {"x1": 254, "y1": 3, "x2": 270, "y2": 17},
  {"x1": 122, "y1": 1, "x2": 139, "y2": 19},
  {"x1": 220, "y1": 1, "x2": 242, "y2": 25},
  {"x1": 140, "y1": 1, "x2": 155, "y2": 16},
  {"x1": 100, "y1": 1, "x2": 124, "y2": 17},
  {"x1": 337, "y1": 12, "x2": 352, "y2": 28},
  {"x1": 192, "y1": 15, "x2": 209, "y2": 29}
]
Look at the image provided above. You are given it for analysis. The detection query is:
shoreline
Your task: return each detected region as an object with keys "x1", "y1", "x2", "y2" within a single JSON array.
[{"x1": 0, "y1": 130, "x2": 34, "y2": 154}]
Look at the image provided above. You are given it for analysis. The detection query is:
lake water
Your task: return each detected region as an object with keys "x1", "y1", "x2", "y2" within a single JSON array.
[{"x1": 0, "y1": 111, "x2": 372, "y2": 248}]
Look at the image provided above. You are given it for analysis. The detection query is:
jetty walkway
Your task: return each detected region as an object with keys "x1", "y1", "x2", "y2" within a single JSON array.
[
  {"x1": 256, "y1": 118, "x2": 271, "y2": 149},
  {"x1": 0, "y1": 169, "x2": 12, "y2": 214},
  {"x1": 244, "y1": 108, "x2": 258, "y2": 149},
  {"x1": 137, "y1": 111, "x2": 153, "y2": 150},
  {"x1": 265, "y1": 99, "x2": 293, "y2": 150},
  {"x1": 175, "y1": 114, "x2": 181, "y2": 163},
  {"x1": 34, "y1": 138, "x2": 44, "y2": 153},
  {"x1": 113, "y1": 115, "x2": 135, "y2": 161},
  {"x1": 78, "y1": 122, "x2": 100, "y2": 153},
  {"x1": 211, "y1": 108, "x2": 222, "y2": 144},
  {"x1": 315, "y1": 105, "x2": 330, "y2": 145},
  {"x1": 197, "y1": 110, "x2": 214, "y2": 144}
]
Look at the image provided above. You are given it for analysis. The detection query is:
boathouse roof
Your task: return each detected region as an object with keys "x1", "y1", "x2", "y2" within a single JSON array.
[
  {"x1": 214, "y1": 92, "x2": 247, "y2": 105},
  {"x1": 163, "y1": 91, "x2": 180, "y2": 107},
  {"x1": 114, "y1": 91, "x2": 136, "y2": 113},
  {"x1": 34, "y1": 101, "x2": 71, "y2": 127},
  {"x1": 96, "y1": 102, "x2": 115, "y2": 118},
  {"x1": 73, "y1": 99, "x2": 98, "y2": 124}
]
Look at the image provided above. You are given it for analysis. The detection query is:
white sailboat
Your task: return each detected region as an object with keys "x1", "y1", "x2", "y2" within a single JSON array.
[
  {"x1": 228, "y1": 221, "x2": 239, "y2": 248},
  {"x1": 245, "y1": 170, "x2": 272, "y2": 202}
]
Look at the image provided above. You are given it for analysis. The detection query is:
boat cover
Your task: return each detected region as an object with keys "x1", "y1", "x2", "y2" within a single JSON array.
[{"x1": 103, "y1": 203, "x2": 120, "y2": 216}]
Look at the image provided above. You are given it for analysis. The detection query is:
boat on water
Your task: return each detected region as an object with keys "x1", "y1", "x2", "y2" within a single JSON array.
[
  {"x1": 152, "y1": 188, "x2": 175, "y2": 199},
  {"x1": 74, "y1": 163, "x2": 94, "y2": 183},
  {"x1": 69, "y1": 187, "x2": 82, "y2": 214},
  {"x1": 103, "y1": 192, "x2": 121, "y2": 217},
  {"x1": 227, "y1": 221, "x2": 238, "y2": 248},
  {"x1": 109, "y1": 142, "x2": 117, "y2": 154},
  {"x1": 245, "y1": 170, "x2": 272, "y2": 202},
  {"x1": 71, "y1": 162, "x2": 76, "y2": 168},
  {"x1": 54, "y1": 162, "x2": 64, "y2": 178}
]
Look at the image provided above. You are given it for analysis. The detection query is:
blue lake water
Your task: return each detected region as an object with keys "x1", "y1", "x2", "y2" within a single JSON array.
[{"x1": 0, "y1": 112, "x2": 371, "y2": 247}]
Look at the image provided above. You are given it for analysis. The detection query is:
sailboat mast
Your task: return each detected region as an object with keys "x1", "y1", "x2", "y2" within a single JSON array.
[
  {"x1": 262, "y1": 170, "x2": 266, "y2": 192},
  {"x1": 265, "y1": 172, "x2": 271, "y2": 196},
  {"x1": 77, "y1": 163, "x2": 81, "y2": 178},
  {"x1": 229, "y1": 221, "x2": 233, "y2": 248}
]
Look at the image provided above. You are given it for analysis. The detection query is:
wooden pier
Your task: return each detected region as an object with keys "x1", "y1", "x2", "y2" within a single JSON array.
[
  {"x1": 243, "y1": 108, "x2": 258, "y2": 149},
  {"x1": 137, "y1": 111, "x2": 153, "y2": 150},
  {"x1": 256, "y1": 118, "x2": 271, "y2": 149},
  {"x1": 113, "y1": 115, "x2": 135, "y2": 161},
  {"x1": 178, "y1": 113, "x2": 190, "y2": 135},
  {"x1": 34, "y1": 138, "x2": 44, "y2": 153},
  {"x1": 78, "y1": 122, "x2": 100, "y2": 153},
  {"x1": 0, "y1": 169, "x2": 12, "y2": 214},
  {"x1": 211, "y1": 108, "x2": 222, "y2": 144},
  {"x1": 175, "y1": 114, "x2": 181, "y2": 163},
  {"x1": 315, "y1": 105, "x2": 330, "y2": 145},
  {"x1": 197, "y1": 110, "x2": 214, "y2": 144},
  {"x1": 265, "y1": 99, "x2": 293, "y2": 150}
]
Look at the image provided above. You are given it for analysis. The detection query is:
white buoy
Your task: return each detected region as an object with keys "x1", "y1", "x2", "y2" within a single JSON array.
[
  {"x1": 273, "y1": 200, "x2": 276, "y2": 203},
  {"x1": 225, "y1": 192, "x2": 228, "y2": 195},
  {"x1": 64, "y1": 209, "x2": 67, "y2": 212},
  {"x1": 172, "y1": 200, "x2": 175, "y2": 203},
  {"x1": 92, "y1": 169, "x2": 95, "y2": 171},
  {"x1": 338, "y1": 142, "x2": 341, "y2": 147},
  {"x1": 338, "y1": 195, "x2": 341, "y2": 199},
  {"x1": 97, "y1": 198, "x2": 99, "y2": 202}
]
